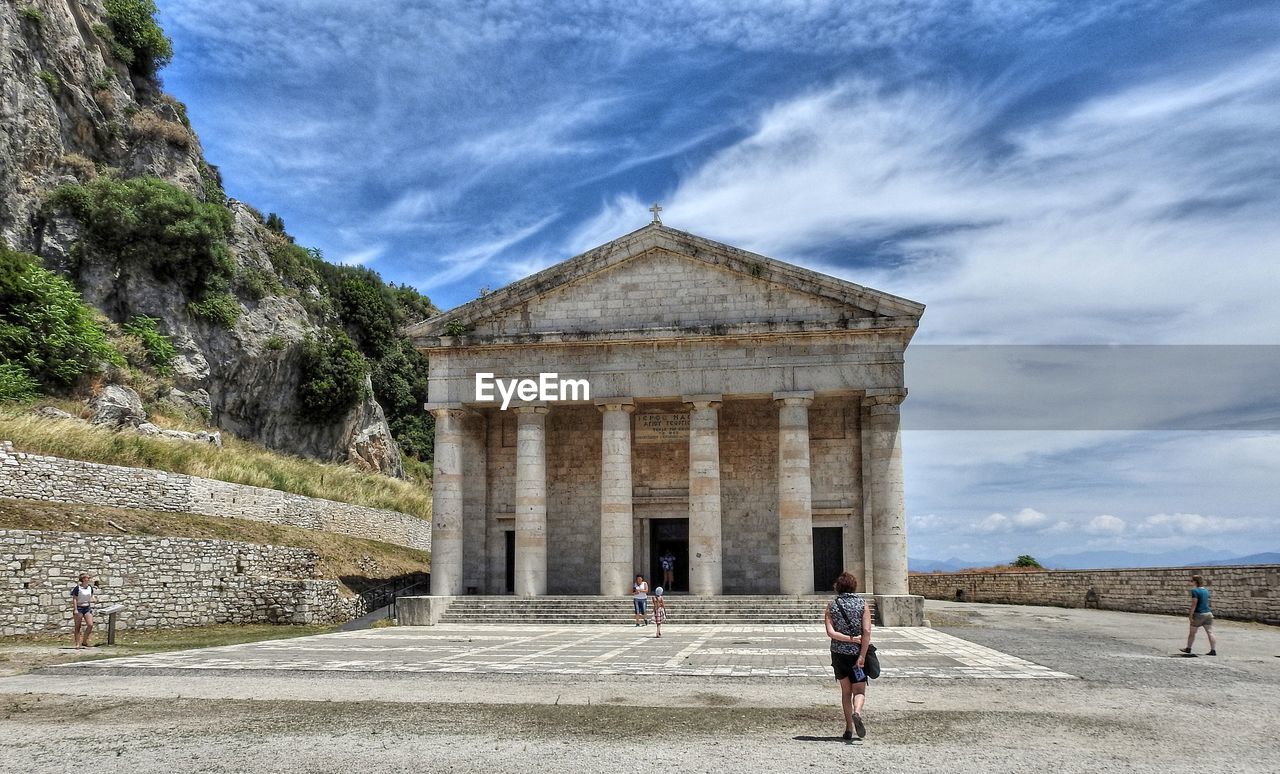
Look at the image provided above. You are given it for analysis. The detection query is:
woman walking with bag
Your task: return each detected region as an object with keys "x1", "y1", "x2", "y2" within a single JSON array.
[{"x1": 824, "y1": 571, "x2": 872, "y2": 739}]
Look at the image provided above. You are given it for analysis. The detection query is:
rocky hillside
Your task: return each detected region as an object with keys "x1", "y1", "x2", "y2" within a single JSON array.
[{"x1": 0, "y1": 0, "x2": 436, "y2": 475}]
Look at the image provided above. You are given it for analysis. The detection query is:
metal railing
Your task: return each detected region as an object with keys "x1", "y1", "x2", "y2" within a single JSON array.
[{"x1": 358, "y1": 576, "x2": 429, "y2": 621}]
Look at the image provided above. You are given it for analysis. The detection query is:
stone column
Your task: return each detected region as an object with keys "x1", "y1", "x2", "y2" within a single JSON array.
[
  {"x1": 775, "y1": 391, "x2": 815, "y2": 595},
  {"x1": 429, "y1": 405, "x2": 467, "y2": 597},
  {"x1": 513, "y1": 405, "x2": 549, "y2": 596},
  {"x1": 684, "y1": 395, "x2": 723, "y2": 596},
  {"x1": 863, "y1": 390, "x2": 908, "y2": 596},
  {"x1": 596, "y1": 398, "x2": 635, "y2": 596}
]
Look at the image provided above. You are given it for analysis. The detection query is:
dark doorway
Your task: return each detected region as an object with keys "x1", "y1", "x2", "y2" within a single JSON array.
[
  {"x1": 649, "y1": 518, "x2": 689, "y2": 593},
  {"x1": 812, "y1": 527, "x2": 843, "y2": 593},
  {"x1": 504, "y1": 530, "x2": 515, "y2": 594}
]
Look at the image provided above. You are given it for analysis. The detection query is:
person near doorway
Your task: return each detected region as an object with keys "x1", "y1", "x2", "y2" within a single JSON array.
[
  {"x1": 1181, "y1": 574, "x2": 1217, "y2": 656},
  {"x1": 824, "y1": 571, "x2": 871, "y2": 740},
  {"x1": 69, "y1": 574, "x2": 97, "y2": 650},
  {"x1": 660, "y1": 550, "x2": 676, "y2": 591},
  {"x1": 653, "y1": 587, "x2": 666, "y2": 637},
  {"x1": 631, "y1": 574, "x2": 649, "y2": 626}
]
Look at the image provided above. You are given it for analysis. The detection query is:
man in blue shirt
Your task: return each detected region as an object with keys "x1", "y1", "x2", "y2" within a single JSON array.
[{"x1": 1180, "y1": 574, "x2": 1217, "y2": 656}]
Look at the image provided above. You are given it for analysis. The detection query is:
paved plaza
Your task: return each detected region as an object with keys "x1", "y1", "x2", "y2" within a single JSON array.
[
  {"x1": 3, "y1": 602, "x2": 1277, "y2": 774},
  {"x1": 58, "y1": 623, "x2": 1074, "y2": 679}
]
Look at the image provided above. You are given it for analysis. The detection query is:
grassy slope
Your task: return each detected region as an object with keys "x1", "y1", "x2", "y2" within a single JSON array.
[
  {"x1": 0, "y1": 405, "x2": 431, "y2": 519},
  {"x1": 0, "y1": 498, "x2": 430, "y2": 580}
]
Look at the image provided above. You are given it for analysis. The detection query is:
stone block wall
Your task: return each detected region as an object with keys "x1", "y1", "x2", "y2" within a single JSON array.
[
  {"x1": 0, "y1": 442, "x2": 430, "y2": 551},
  {"x1": 0, "y1": 529, "x2": 358, "y2": 635},
  {"x1": 478, "y1": 249, "x2": 869, "y2": 337},
  {"x1": 909, "y1": 565, "x2": 1280, "y2": 625}
]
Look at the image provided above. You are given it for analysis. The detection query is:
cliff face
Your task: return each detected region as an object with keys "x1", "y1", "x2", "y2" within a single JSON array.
[{"x1": 0, "y1": 0, "x2": 404, "y2": 476}]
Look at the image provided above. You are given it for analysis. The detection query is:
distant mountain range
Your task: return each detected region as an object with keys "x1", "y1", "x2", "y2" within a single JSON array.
[{"x1": 908, "y1": 550, "x2": 1280, "y2": 572}]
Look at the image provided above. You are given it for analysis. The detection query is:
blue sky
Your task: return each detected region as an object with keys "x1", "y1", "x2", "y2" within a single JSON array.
[{"x1": 156, "y1": 0, "x2": 1280, "y2": 563}]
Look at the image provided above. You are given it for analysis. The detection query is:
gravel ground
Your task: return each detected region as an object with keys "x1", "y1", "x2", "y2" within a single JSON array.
[{"x1": 1, "y1": 601, "x2": 1275, "y2": 774}]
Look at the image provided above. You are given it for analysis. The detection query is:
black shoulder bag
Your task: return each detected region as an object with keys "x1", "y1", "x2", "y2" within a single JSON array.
[{"x1": 834, "y1": 598, "x2": 880, "y2": 679}]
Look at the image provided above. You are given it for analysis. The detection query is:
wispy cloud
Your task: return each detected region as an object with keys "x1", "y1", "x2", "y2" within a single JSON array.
[{"x1": 157, "y1": 0, "x2": 1280, "y2": 559}]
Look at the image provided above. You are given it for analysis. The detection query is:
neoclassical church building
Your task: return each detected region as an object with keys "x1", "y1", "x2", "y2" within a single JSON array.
[{"x1": 408, "y1": 222, "x2": 924, "y2": 619}]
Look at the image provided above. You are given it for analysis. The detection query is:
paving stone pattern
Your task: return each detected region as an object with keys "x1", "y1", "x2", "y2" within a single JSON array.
[{"x1": 67, "y1": 623, "x2": 1074, "y2": 679}]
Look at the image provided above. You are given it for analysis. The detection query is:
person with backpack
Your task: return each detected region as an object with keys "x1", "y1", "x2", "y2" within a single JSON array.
[
  {"x1": 824, "y1": 571, "x2": 872, "y2": 740},
  {"x1": 69, "y1": 574, "x2": 97, "y2": 649},
  {"x1": 659, "y1": 550, "x2": 676, "y2": 592}
]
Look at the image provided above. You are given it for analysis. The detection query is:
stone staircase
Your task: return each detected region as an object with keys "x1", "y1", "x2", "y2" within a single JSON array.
[{"x1": 436, "y1": 595, "x2": 877, "y2": 625}]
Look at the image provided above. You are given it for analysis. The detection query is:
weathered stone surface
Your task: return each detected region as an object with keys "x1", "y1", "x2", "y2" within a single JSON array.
[
  {"x1": 0, "y1": 443, "x2": 429, "y2": 551},
  {"x1": 0, "y1": 1, "x2": 404, "y2": 475},
  {"x1": 397, "y1": 596, "x2": 457, "y2": 626},
  {"x1": 33, "y1": 406, "x2": 75, "y2": 420},
  {"x1": 873, "y1": 594, "x2": 925, "y2": 627},
  {"x1": 0, "y1": 528, "x2": 363, "y2": 635},
  {"x1": 136, "y1": 422, "x2": 222, "y2": 447},
  {"x1": 412, "y1": 225, "x2": 923, "y2": 605},
  {"x1": 90, "y1": 384, "x2": 147, "y2": 427},
  {"x1": 910, "y1": 566, "x2": 1280, "y2": 625}
]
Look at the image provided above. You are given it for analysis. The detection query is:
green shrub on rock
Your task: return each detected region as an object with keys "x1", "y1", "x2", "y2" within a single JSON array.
[
  {"x1": 103, "y1": 0, "x2": 173, "y2": 75},
  {"x1": 47, "y1": 176, "x2": 234, "y2": 297},
  {"x1": 297, "y1": 329, "x2": 369, "y2": 421},
  {"x1": 122, "y1": 315, "x2": 176, "y2": 375},
  {"x1": 187, "y1": 292, "x2": 240, "y2": 328},
  {"x1": 0, "y1": 363, "x2": 40, "y2": 402},
  {"x1": 0, "y1": 243, "x2": 120, "y2": 390}
]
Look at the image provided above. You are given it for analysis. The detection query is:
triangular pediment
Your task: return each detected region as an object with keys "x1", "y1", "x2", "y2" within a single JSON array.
[{"x1": 407, "y1": 224, "x2": 924, "y2": 344}]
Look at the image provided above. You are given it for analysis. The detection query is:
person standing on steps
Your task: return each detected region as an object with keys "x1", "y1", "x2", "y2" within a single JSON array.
[
  {"x1": 660, "y1": 550, "x2": 676, "y2": 592},
  {"x1": 631, "y1": 574, "x2": 649, "y2": 626},
  {"x1": 653, "y1": 587, "x2": 666, "y2": 637},
  {"x1": 1181, "y1": 574, "x2": 1217, "y2": 656},
  {"x1": 69, "y1": 574, "x2": 97, "y2": 650},
  {"x1": 824, "y1": 571, "x2": 871, "y2": 740}
]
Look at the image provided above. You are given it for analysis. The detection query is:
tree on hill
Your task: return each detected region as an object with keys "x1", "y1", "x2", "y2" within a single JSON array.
[{"x1": 1013, "y1": 554, "x2": 1043, "y2": 568}]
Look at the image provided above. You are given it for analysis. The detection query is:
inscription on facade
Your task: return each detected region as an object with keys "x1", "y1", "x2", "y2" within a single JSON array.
[{"x1": 635, "y1": 412, "x2": 689, "y2": 444}]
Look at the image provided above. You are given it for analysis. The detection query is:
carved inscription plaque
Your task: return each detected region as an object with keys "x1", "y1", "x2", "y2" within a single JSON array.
[{"x1": 635, "y1": 411, "x2": 689, "y2": 444}]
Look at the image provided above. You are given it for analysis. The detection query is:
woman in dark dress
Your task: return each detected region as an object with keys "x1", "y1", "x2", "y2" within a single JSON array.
[{"x1": 823, "y1": 571, "x2": 872, "y2": 739}]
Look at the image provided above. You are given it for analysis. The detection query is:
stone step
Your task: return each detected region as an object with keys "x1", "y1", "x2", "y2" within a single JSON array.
[{"x1": 435, "y1": 594, "x2": 859, "y2": 625}]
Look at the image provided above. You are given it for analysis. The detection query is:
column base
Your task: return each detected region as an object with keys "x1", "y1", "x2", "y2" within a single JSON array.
[{"x1": 873, "y1": 594, "x2": 925, "y2": 627}]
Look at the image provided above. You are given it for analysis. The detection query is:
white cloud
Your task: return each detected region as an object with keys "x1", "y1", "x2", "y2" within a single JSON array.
[
  {"x1": 976, "y1": 507, "x2": 1051, "y2": 533},
  {"x1": 1085, "y1": 514, "x2": 1127, "y2": 535},
  {"x1": 1136, "y1": 512, "x2": 1262, "y2": 536},
  {"x1": 604, "y1": 48, "x2": 1280, "y2": 345}
]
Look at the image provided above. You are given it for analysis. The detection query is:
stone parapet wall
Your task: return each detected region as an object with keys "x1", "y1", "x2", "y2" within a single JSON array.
[
  {"x1": 909, "y1": 565, "x2": 1280, "y2": 625},
  {"x1": 0, "y1": 442, "x2": 430, "y2": 551},
  {"x1": 0, "y1": 529, "x2": 359, "y2": 635}
]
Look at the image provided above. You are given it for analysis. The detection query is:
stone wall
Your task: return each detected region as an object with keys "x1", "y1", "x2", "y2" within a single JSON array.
[
  {"x1": 909, "y1": 565, "x2": 1280, "y2": 625},
  {"x1": 0, "y1": 442, "x2": 430, "y2": 551},
  {"x1": 478, "y1": 249, "x2": 870, "y2": 336},
  {"x1": 0, "y1": 529, "x2": 359, "y2": 635}
]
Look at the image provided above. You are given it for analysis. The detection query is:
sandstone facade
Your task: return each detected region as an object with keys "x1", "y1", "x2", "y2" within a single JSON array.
[
  {"x1": 409, "y1": 224, "x2": 925, "y2": 618},
  {"x1": 909, "y1": 565, "x2": 1280, "y2": 625},
  {"x1": 0, "y1": 442, "x2": 430, "y2": 551}
]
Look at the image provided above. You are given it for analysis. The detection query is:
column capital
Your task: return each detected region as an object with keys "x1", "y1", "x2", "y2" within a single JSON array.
[
  {"x1": 512, "y1": 404, "x2": 550, "y2": 415},
  {"x1": 773, "y1": 390, "x2": 814, "y2": 407},
  {"x1": 424, "y1": 402, "x2": 470, "y2": 421},
  {"x1": 594, "y1": 397, "x2": 636, "y2": 413},
  {"x1": 682, "y1": 393, "x2": 723, "y2": 410},
  {"x1": 861, "y1": 388, "x2": 907, "y2": 408}
]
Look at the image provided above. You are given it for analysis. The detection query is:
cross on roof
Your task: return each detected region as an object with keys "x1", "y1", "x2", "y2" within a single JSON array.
[{"x1": 649, "y1": 202, "x2": 663, "y2": 224}]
